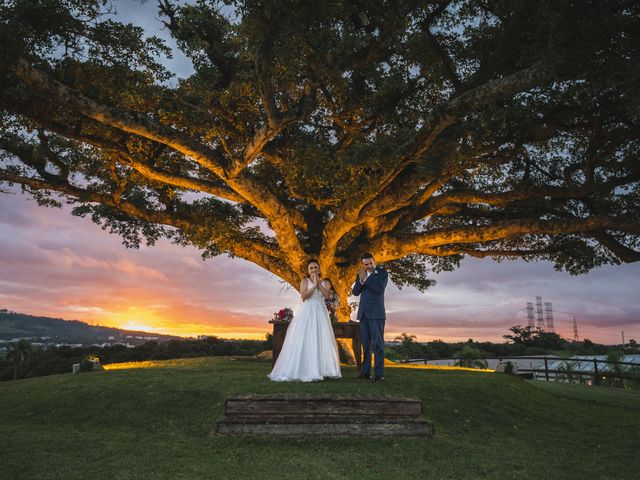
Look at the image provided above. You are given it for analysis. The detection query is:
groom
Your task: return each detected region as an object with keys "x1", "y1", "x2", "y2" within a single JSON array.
[{"x1": 352, "y1": 252, "x2": 388, "y2": 382}]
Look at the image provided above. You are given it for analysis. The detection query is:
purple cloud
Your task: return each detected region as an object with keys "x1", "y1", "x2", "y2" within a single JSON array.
[{"x1": 1, "y1": 190, "x2": 639, "y2": 343}]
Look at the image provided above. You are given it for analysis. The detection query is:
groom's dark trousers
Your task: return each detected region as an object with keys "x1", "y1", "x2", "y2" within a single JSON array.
[
  {"x1": 352, "y1": 267, "x2": 388, "y2": 378},
  {"x1": 360, "y1": 315, "x2": 385, "y2": 378}
]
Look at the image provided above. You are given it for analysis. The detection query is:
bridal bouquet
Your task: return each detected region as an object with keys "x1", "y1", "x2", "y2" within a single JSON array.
[{"x1": 273, "y1": 307, "x2": 294, "y2": 323}]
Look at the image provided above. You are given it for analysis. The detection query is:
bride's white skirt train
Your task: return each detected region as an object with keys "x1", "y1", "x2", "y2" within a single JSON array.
[{"x1": 268, "y1": 296, "x2": 342, "y2": 382}]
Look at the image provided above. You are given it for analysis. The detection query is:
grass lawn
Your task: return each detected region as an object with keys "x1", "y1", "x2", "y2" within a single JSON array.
[{"x1": 1, "y1": 357, "x2": 638, "y2": 480}]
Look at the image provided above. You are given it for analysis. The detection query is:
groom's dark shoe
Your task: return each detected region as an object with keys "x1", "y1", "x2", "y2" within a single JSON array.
[
  {"x1": 357, "y1": 373, "x2": 370, "y2": 380},
  {"x1": 371, "y1": 376, "x2": 384, "y2": 383}
]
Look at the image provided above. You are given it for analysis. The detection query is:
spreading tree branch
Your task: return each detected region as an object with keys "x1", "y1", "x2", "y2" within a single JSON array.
[{"x1": 372, "y1": 216, "x2": 640, "y2": 262}]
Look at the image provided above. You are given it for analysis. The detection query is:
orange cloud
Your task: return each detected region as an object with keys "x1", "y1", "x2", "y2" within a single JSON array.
[{"x1": 1, "y1": 191, "x2": 639, "y2": 344}]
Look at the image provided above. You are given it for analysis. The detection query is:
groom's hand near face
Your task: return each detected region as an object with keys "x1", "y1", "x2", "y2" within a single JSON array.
[{"x1": 358, "y1": 266, "x2": 367, "y2": 283}]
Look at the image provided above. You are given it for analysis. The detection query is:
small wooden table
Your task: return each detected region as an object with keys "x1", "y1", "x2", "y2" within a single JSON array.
[{"x1": 269, "y1": 320, "x2": 362, "y2": 370}]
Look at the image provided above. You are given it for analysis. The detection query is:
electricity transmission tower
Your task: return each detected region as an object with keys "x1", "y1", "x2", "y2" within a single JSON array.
[
  {"x1": 536, "y1": 296, "x2": 545, "y2": 331},
  {"x1": 526, "y1": 302, "x2": 535, "y2": 328},
  {"x1": 544, "y1": 302, "x2": 555, "y2": 333}
]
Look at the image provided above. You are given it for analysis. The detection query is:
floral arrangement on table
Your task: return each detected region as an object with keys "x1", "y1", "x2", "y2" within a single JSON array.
[{"x1": 272, "y1": 307, "x2": 294, "y2": 323}]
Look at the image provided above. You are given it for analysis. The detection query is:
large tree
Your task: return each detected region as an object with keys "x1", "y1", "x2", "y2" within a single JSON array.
[{"x1": 1, "y1": 0, "x2": 639, "y2": 320}]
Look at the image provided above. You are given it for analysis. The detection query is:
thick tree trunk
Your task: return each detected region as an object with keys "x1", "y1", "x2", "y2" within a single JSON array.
[
  {"x1": 322, "y1": 269, "x2": 353, "y2": 320},
  {"x1": 326, "y1": 266, "x2": 358, "y2": 365}
]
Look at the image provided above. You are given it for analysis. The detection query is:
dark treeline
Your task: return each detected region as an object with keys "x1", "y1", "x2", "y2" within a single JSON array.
[
  {"x1": 387, "y1": 326, "x2": 638, "y2": 362},
  {"x1": 387, "y1": 338, "x2": 627, "y2": 362},
  {"x1": 0, "y1": 336, "x2": 270, "y2": 382},
  {"x1": 3, "y1": 326, "x2": 637, "y2": 382}
]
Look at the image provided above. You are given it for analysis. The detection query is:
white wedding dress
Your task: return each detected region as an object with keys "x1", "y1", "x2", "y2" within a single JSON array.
[{"x1": 268, "y1": 281, "x2": 342, "y2": 382}]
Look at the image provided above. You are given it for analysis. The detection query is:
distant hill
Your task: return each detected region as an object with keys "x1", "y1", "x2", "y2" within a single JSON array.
[{"x1": 0, "y1": 311, "x2": 181, "y2": 345}]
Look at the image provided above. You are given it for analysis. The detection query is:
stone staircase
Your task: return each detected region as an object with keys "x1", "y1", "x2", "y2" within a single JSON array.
[{"x1": 215, "y1": 394, "x2": 434, "y2": 436}]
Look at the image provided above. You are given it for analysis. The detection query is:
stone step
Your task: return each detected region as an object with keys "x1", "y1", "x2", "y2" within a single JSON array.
[
  {"x1": 215, "y1": 394, "x2": 434, "y2": 436},
  {"x1": 221, "y1": 413, "x2": 431, "y2": 423},
  {"x1": 217, "y1": 418, "x2": 434, "y2": 436},
  {"x1": 224, "y1": 394, "x2": 422, "y2": 416}
]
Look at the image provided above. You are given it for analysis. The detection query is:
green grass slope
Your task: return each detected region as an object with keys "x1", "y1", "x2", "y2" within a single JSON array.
[{"x1": 1, "y1": 357, "x2": 638, "y2": 480}]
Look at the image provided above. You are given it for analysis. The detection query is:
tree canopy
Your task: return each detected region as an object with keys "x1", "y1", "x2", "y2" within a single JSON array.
[
  {"x1": 1, "y1": 0, "x2": 639, "y2": 318},
  {"x1": 503, "y1": 325, "x2": 566, "y2": 352}
]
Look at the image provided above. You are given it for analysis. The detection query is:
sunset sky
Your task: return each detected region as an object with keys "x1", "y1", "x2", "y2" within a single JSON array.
[
  {"x1": 1, "y1": 1, "x2": 639, "y2": 344},
  {"x1": 1, "y1": 189, "x2": 639, "y2": 344}
]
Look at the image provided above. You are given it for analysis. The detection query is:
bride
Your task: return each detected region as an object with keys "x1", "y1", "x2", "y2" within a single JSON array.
[{"x1": 268, "y1": 259, "x2": 342, "y2": 382}]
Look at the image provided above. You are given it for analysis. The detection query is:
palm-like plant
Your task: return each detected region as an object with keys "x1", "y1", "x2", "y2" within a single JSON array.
[
  {"x1": 394, "y1": 333, "x2": 418, "y2": 362},
  {"x1": 454, "y1": 346, "x2": 489, "y2": 369},
  {"x1": 605, "y1": 350, "x2": 625, "y2": 388},
  {"x1": 557, "y1": 359, "x2": 579, "y2": 383},
  {"x1": 6, "y1": 339, "x2": 32, "y2": 381}
]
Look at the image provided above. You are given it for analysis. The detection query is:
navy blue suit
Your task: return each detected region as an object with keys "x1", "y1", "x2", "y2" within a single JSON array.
[{"x1": 352, "y1": 266, "x2": 388, "y2": 378}]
